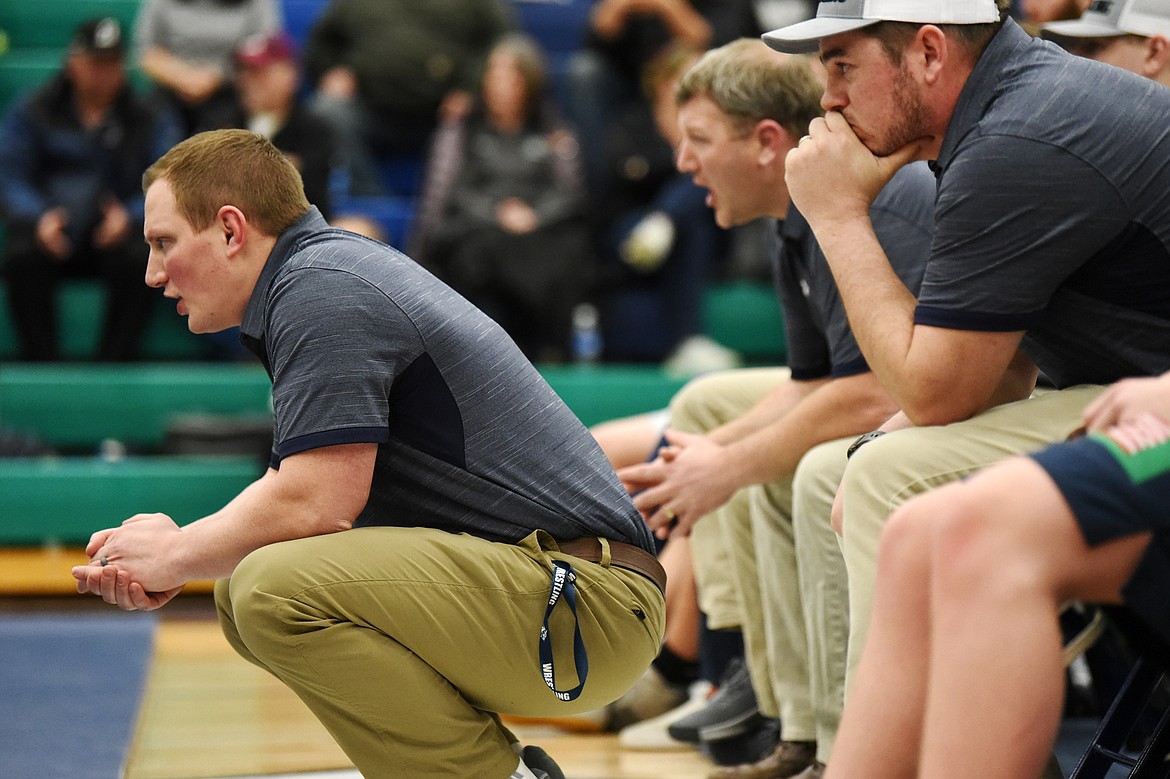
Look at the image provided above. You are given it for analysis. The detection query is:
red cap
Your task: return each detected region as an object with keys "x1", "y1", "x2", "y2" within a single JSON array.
[{"x1": 236, "y1": 32, "x2": 297, "y2": 68}]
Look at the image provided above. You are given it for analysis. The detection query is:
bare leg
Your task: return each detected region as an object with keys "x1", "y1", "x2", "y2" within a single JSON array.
[
  {"x1": 660, "y1": 534, "x2": 700, "y2": 662},
  {"x1": 591, "y1": 411, "x2": 698, "y2": 662},
  {"x1": 828, "y1": 456, "x2": 1150, "y2": 779},
  {"x1": 917, "y1": 458, "x2": 1149, "y2": 779},
  {"x1": 591, "y1": 411, "x2": 668, "y2": 470}
]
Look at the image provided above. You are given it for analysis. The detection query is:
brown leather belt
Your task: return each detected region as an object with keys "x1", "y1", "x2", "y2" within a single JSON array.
[{"x1": 557, "y1": 537, "x2": 667, "y2": 597}]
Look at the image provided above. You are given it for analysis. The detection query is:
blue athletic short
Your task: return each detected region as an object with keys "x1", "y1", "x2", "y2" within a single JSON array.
[{"x1": 1032, "y1": 433, "x2": 1170, "y2": 646}]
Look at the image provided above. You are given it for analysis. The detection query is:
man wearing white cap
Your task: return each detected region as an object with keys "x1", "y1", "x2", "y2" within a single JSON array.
[
  {"x1": 1044, "y1": 0, "x2": 1170, "y2": 85},
  {"x1": 757, "y1": 1, "x2": 1170, "y2": 776}
]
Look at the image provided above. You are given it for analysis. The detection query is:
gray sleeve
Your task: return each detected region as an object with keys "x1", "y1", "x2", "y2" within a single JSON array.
[
  {"x1": 915, "y1": 136, "x2": 1126, "y2": 331},
  {"x1": 775, "y1": 221, "x2": 832, "y2": 380},
  {"x1": 804, "y1": 162, "x2": 934, "y2": 378},
  {"x1": 265, "y1": 266, "x2": 422, "y2": 458}
]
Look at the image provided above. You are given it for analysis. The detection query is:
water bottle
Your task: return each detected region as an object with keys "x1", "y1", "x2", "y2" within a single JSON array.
[{"x1": 571, "y1": 303, "x2": 602, "y2": 365}]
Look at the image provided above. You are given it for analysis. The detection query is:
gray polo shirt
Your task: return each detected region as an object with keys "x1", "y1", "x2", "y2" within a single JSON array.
[
  {"x1": 239, "y1": 209, "x2": 655, "y2": 552},
  {"x1": 920, "y1": 19, "x2": 1170, "y2": 387},
  {"x1": 777, "y1": 162, "x2": 935, "y2": 380}
]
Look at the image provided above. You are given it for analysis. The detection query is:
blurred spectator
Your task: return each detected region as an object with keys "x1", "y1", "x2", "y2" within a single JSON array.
[
  {"x1": 599, "y1": 43, "x2": 738, "y2": 371},
  {"x1": 1044, "y1": 0, "x2": 1170, "y2": 86},
  {"x1": 566, "y1": 0, "x2": 761, "y2": 206},
  {"x1": 232, "y1": 32, "x2": 339, "y2": 219},
  {"x1": 305, "y1": 0, "x2": 515, "y2": 196},
  {"x1": 135, "y1": 0, "x2": 279, "y2": 136},
  {"x1": 412, "y1": 34, "x2": 592, "y2": 363},
  {"x1": 0, "y1": 18, "x2": 182, "y2": 362},
  {"x1": 330, "y1": 213, "x2": 388, "y2": 242}
]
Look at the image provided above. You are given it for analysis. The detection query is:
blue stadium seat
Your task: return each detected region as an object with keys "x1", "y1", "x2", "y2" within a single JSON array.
[{"x1": 281, "y1": 0, "x2": 329, "y2": 50}]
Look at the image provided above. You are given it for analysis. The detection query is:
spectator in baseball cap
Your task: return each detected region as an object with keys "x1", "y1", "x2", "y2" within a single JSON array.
[
  {"x1": 1044, "y1": 0, "x2": 1170, "y2": 84},
  {"x1": 0, "y1": 17, "x2": 181, "y2": 360},
  {"x1": 72, "y1": 16, "x2": 126, "y2": 57},
  {"x1": 231, "y1": 31, "x2": 339, "y2": 220}
]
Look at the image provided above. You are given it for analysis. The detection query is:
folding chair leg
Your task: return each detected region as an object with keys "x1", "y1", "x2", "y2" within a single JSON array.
[
  {"x1": 1129, "y1": 700, "x2": 1170, "y2": 779},
  {"x1": 1070, "y1": 658, "x2": 1165, "y2": 779}
]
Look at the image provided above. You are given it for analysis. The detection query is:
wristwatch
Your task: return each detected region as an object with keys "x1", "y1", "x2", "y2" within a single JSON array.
[{"x1": 846, "y1": 430, "x2": 886, "y2": 460}]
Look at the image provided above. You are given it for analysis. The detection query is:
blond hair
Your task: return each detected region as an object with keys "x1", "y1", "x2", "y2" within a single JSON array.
[
  {"x1": 143, "y1": 129, "x2": 310, "y2": 236},
  {"x1": 676, "y1": 39, "x2": 824, "y2": 139}
]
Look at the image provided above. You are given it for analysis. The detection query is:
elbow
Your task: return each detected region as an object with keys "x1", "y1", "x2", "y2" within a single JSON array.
[
  {"x1": 307, "y1": 495, "x2": 366, "y2": 536},
  {"x1": 900, "y1": 396, "x2": 983, "y2": 428},
  {"x1": 898, "y1": 381, "x2": 988, "y2": 428},
  {"x1": 319, "y1": 514, "x2": 358, "y2": 536}
]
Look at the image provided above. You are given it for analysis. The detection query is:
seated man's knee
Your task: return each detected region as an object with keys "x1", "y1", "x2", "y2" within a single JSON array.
[
  {"x1": 904, "y1": 483, "x2": 1042, "y2": 598},
  {"x1": 668, "y1": 372, "x2": 738, "y2": 427},
  {"x1": 792, "y1": 437, "x2": 850, "y2": 510},
  {"x1": 875, "y1": 498, "x2": 938, "y2": 578}
]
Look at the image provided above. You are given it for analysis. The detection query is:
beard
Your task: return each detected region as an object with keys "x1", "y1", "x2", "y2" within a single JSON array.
[{"x1": 856, "y1": 63, "x2": 929, "y2": 157}]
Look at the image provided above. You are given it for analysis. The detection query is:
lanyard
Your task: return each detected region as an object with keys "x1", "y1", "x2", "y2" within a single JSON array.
[{"x1": 538, "y1": 560, "x2": 589, "y2": 701}]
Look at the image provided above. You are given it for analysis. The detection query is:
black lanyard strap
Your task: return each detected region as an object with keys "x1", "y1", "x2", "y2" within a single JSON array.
[{"x1": 538, "y1": 560, "x2": 589, "y2": 701}]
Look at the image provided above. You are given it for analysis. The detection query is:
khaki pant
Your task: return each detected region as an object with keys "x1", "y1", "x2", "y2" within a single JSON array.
[
  {"x1": 671, "y1": 368, "x2": 833, "y2": 749},
  {"x1": 792, "y1": 384, "x2": 1106, "y2": 697},
  {"x1": 215, "y1": 526, "x2": 665, "y2": 778}
]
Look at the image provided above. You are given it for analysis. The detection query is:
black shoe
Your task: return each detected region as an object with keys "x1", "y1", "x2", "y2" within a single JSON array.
[
  {"x1": 521, "y1": 745, "x2": 566, "y2": 779},
  {"x1": 701, "y1": 716, "x2": 782, "y2": 767},
  {"x1": 669, "y1": 657, "x2": 760, "y2": 743}
]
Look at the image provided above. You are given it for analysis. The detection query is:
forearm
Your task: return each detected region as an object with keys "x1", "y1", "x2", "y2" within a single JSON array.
[
  {"x1": 168, "y1": 477, "x2": 339, "y2": 580},
  {"x1": 708, "y1": 377, "x2": 824, "y2": 445},
  {"x1": 814, "y1": 215, "x2": 919, "y2": 391},
  {"x1": 647, "y1": 0, "x2": 712, "y2": 48},
  {"x1": 591, "y1": 0, "x2": 634, "y2": 39},
  {"x1": 140, "y1": 46, "x2": 216, "y2": 89},
  {"x1": 815, "y1": 215, "x2": 1024, "y2": 425},
  {"x1": 171, "y1": 470, "x2": 356, "y2": 583},
  {"x1": 723, "y1": 373, "x2": 900, "y2": 487}
]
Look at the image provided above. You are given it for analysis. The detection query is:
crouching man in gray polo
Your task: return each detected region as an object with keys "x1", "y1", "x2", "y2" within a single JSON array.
[{"x1": 72, "y1": 129, "x2": 666, "y2": 779}]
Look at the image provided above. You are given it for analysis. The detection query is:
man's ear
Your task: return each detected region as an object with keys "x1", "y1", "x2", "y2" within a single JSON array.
[
  {"x1": 914, "y1": 24, "x2": 949, "y2": 85},
  {"x1": 217, "y1": 206, "x2": 247, "y2": 257},
  {"x1": 1144, "y1": 34, "x2": 1170, "y2": 79},
  {"x1": 755, "y1": 119, "x2": 789, "y2": 166}
]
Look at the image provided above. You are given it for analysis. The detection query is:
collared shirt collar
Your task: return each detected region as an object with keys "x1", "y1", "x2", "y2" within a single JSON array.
[
  {"x1": 239, "y1": 206, "x2": 329, "y2": 345},
  {"x1": 935, "y1": 18, "x2": 1033, "y2": 174}
]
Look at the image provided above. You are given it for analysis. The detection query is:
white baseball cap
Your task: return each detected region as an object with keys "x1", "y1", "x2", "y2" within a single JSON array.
[
  {"x1": 764, "y1": 0, "x2": 1002, "y2": 53},
  {"x1": 1043, "y1": 0, "x2": 1170, "y2": 39}
]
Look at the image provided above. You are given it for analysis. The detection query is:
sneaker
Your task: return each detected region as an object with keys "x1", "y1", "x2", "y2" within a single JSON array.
[
  {"x1": 791, "y1": 760, "x2": 826, "y2": 779},
  {"x1": 701, "y1": 716, "x2": 781, "y2": 768},
  {"x1": 619, "y1": 680, "x2": 714, "y2": 750},
  {"x1": 604, "y1": 664, "x2": 691, "y2": 732},
  {"x1": 520, "y1": 745, "x2": 566, "y2": 779},
  {"x1": 669, "y1": 658, "x2": 760, "y2": 744}
]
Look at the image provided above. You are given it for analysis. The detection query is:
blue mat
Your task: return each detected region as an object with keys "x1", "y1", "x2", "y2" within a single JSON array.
[{"x1": 0, "y1": 611, "x2": 157, "y2": 779}]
